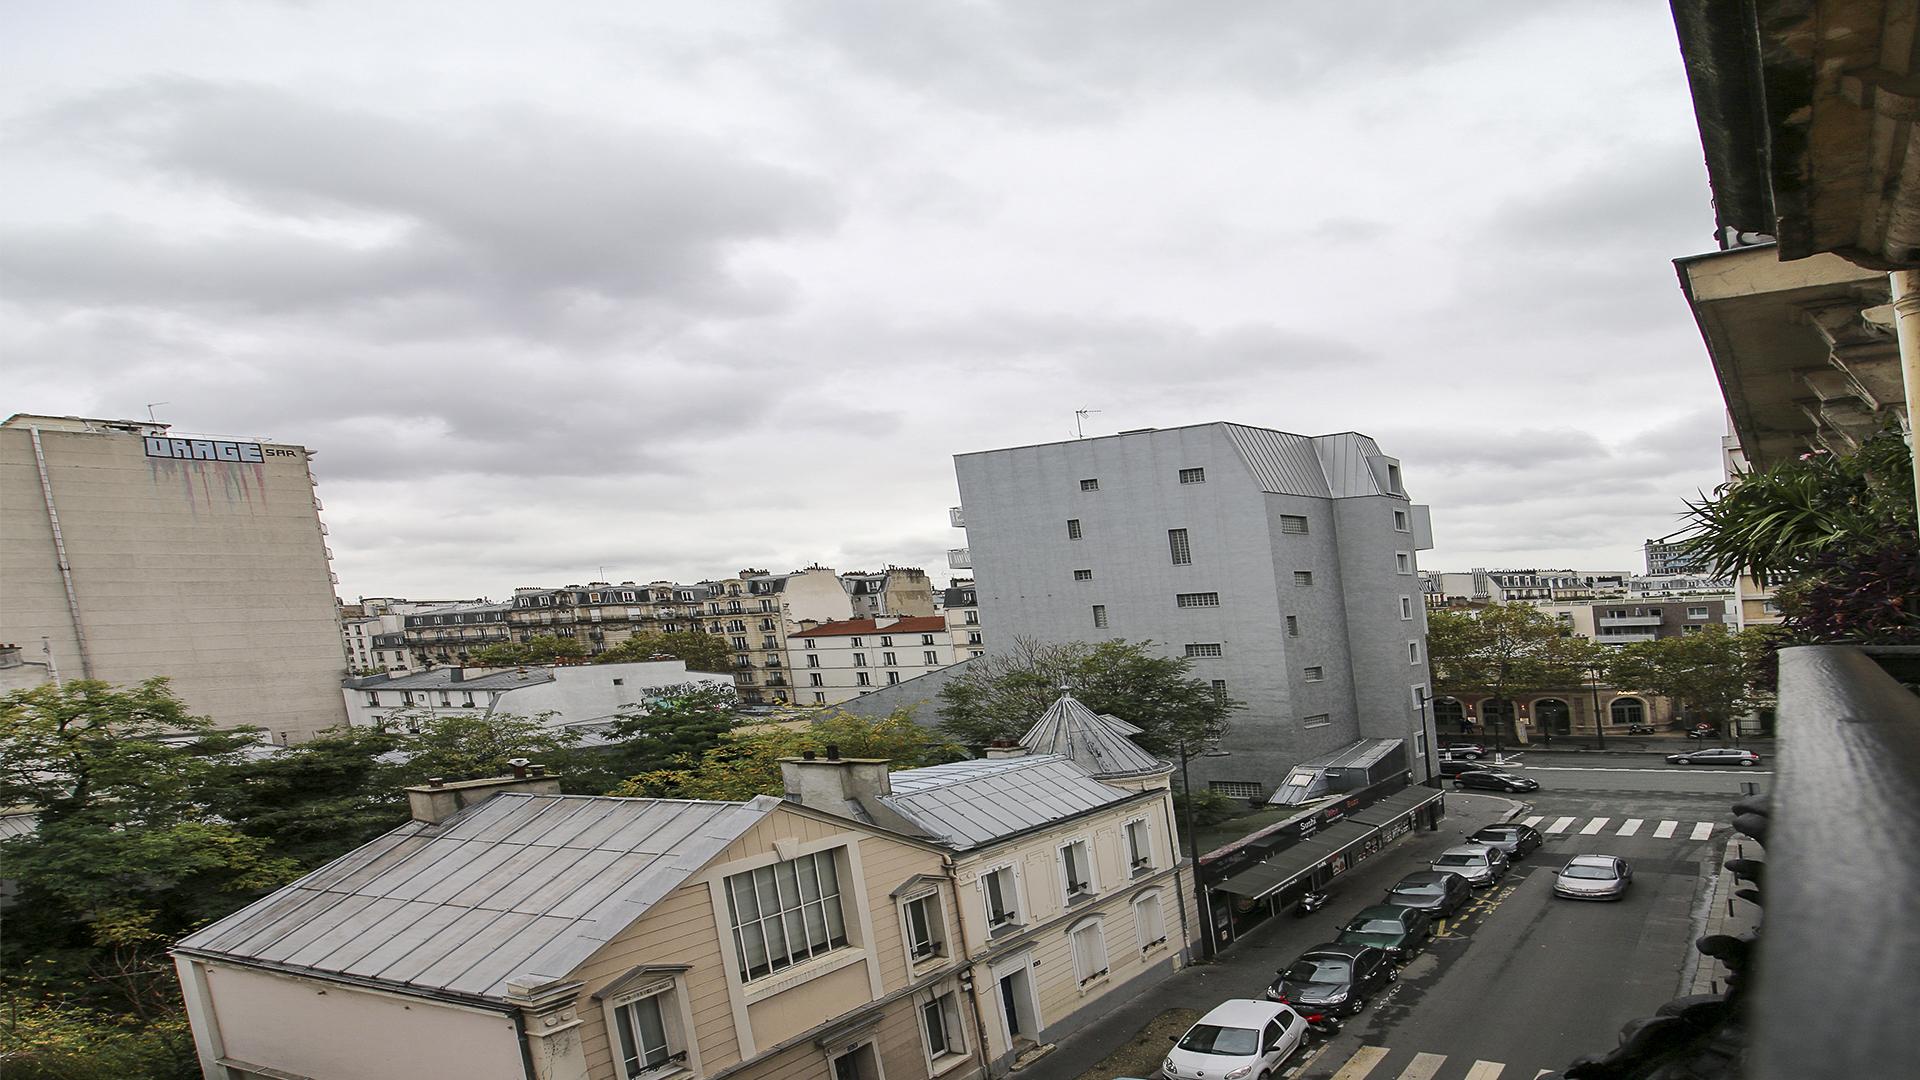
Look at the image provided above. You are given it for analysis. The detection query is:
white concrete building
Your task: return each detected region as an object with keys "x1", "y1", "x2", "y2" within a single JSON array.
[
  {"x1": 942, "y1": 580, "x2": 985, "y2": 661},
  {"x1": 344, "y1": 660, "x2": 733, "y2": 736},
  {"x1": 790, "y1": 616, "x2": 954, "y2": 706},
  {"x1": 952, "y1": 422, "x2": 1437, "y2": 797},
  {"x1": 1, "y1": 414, "x2": 347, "y2": 741}
]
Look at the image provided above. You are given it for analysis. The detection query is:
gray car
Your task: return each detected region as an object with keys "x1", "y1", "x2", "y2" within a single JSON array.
[
  {"x1": 1554, "y1": 854, "x2": 1632, "y2": 900},
  {"x1": 1429, "y1": 844, "x2": 1509, "y2": 887}
]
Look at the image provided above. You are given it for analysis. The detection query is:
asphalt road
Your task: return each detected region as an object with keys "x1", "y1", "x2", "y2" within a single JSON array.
[{"x1": 1279, "y1": 757, "x2": 1765, "y2": 1080}]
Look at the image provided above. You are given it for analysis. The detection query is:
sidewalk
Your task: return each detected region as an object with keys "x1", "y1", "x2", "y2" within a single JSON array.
[
  {"x1": 1010, "y1": 792, "x2": 1526, "y2": 1080},
  {"x1": 1681, "y1": 832, "x2": 1763, "y2": 997},
  {"x1": 1449, "y1": 736, "x2": 1777, "y2": 757}
]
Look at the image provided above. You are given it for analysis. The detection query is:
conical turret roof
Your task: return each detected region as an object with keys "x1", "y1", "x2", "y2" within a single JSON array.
[{"x1": 1019, "y1": 693, "x2": 1166, "y2": 778}]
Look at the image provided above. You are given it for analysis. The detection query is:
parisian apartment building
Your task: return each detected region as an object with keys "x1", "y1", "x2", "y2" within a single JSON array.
[
  {"x1": 0, "y1": 414, "x2": 348, "y2": 742},
  {"x1": 790, "y1": 616, "x2": 956, "y2": 705},
  {"x1": 1420, "y1": 567, "x2": 1737, "y2": 643},
  {"x1": 952, "y1": 422, "x2": 1437, "y2": 801}
]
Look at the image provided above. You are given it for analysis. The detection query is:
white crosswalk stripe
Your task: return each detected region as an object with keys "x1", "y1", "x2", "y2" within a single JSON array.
[
  {"x1": 1316, "y1": 1046, "x2": 1555, "y2": 1080},
  {"x1": 1546, "y1": 816, "x2": 1576, "y2": 833},
  {"x1": 1579, "y1": 817, "x2": 1609, "y2": 834},
  {"x1": 1617, "y1": 818, "x2": 1643, "y2": 836},
  {"x1": 1327, "y1": 1045, "x2": 1390, "y2": 1079},
  {"x1": 1520, "y1": 815, "x2": 1544, "y2": 828},
  {"x1": 1463, "y1": 1061, "x2": 1506, "y2": 1079},
  {"x1": 1653, "y1": 820, "x2": 1679, "y2": 838},
  {"x1": 1396, "y1": 1052, "x2": 1447, "y2": 1080},
  {"x1": 1690, "y1": 821, "x2": 1715, "y2": 840}
]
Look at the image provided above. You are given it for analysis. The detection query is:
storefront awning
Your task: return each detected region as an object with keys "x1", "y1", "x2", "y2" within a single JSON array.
[
  {"x1": 1212, "y1": 820, "x2": 1375, "y2": 900},
  {"x1": 1349, "y1": 785, "x2": 1444, "y2": 827}
]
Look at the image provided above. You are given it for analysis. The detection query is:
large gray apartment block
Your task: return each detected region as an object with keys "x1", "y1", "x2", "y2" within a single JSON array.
[{"x1": 952, "y1": 422, "x2": 1436, "y2": 797}]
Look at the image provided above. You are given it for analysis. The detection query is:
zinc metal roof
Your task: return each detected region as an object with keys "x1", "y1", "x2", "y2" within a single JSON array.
[
  {"x1": 176, "y1": 793, "x2": 779, "y2": 1003},
  {"x1": 1018, "y1": 694, "x2": 1166, "y2": 779},
  {"x1": 1300, "y1": 738, "x2": 1403, "y2": 771},
  {"x1": 348, "y1": 668, "x2": 557, "y2": 692},
  {"x1": 0, "y1": 811, "x2": 38, "y2": 841},
  {"x1": 878, "y1": 754, "x2": 1135, "y2": 850},
  {"x1": 1218, "y1": 425, "x2": 1393, "y2": 500}
]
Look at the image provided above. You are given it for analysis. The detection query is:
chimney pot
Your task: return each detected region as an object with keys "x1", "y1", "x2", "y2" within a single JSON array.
[
  {"x1": 428, "y1": 777, "x2": 446, "y2": 788},
  {"x1": 529, "y1": 764, "x2": 545, "y2": 777},
  {"x1": 803, "y1": 750, "x2": 817, "y2": 760},
  {"x1": 826, "y1": 744, "x2": 841, "y2": 761}
]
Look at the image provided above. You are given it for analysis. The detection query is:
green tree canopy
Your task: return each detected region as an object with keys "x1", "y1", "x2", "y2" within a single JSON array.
[
  {"x1": 615, "y1": 711, "x2": 965, "y2": 801},
  {"x1": 466, "y1": 634, "x2": 587, "y2": 666},
  {"x1": 1603, "y1": 625, "x2": 1772, "y2": 730},
  {"x1": 1425, "y1": 605, "x2": 1588, "y2": 748},
  {"x1": 562, "y1": 681, "x2": 742, "y2": 793},
  {"x1": 383, "y1": 711, "x2": 582, "y2": 785},
  {"x1": 592, "y1": 631, "x2": 731, "y2": 672},
  {"x1": 935, "y1": 638, "x2": 1238, "y2": 754},
  {"x1": 201, "y1": 727, "x2": 409, "y2": 868}
]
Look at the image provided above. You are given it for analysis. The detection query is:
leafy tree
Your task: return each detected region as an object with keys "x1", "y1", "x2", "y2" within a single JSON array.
[
  {"x1": 384, "y1": 711, "x2": 582, "y2": 784},
  {"x1": 0, "y1": 991, "x2": 196, "y2": 1080},
  {"x1": 616, "y1": 711, "x2": 965, "y2": 801},
  {"x1": 593, "y1": 631, "x2": 731, "y2": 672},
  {"x1": 202, "y1": 727, "x2": 409, "y2": 867},
  {"x1": 1679, "y1": 429, "x2": 1917, "y2": 643},
  {"x1": 936, "y1": 638, "x2": 1238, "y2": 754},
  {"x1": 466, "y1": 634, "x2": 587, "y2": 666},
  {"x1": 563, "y1": 682, "x2": 742, "y2": 793},
  {"x1": 1604, "y1": 626, "x2": 1772, "y2": 735},
  {"x1": 1425, "y1": 605, "x2": 1586, "y2": 753}
]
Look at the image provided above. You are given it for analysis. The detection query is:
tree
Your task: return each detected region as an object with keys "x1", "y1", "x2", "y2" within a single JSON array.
[
  {"x1": 1679, "y1": 428, "x2": 1917, "y2": 643},
  {"x1": 563, "y1": 682, "x2": 742, "y2": 793},
  {"x1": 1425, "y1": 605, "x2": 1586, "y2": 753},
  {"x1": 466, "y1": 634, "x2": 587, "y2": 666},
  {"x1": 201, "y1": 727, "x2": 409, "y2": 868},
  {"x1": 936, "y1": 638, "x2": 1238, "y2": 754},
  {"x1": 385, "y1": 711, "x2": 582, "y2": 785},
  {"x1": 615, "y1": 711, "x2": 965, "y2": 801},
  {"x1": 592, "y1": 631, "x2": 731, "y2": 672},
  {"x1": 1604, "y1": 626, "x2": 1772, "y2": 736}
]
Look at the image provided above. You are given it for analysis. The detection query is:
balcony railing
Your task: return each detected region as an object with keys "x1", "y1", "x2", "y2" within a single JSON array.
[
  {"x1": 1597, "y1": 614, "x2": 1663, "y2": 627},
  {"x1": 947, "y1": 547, "x2": 971, "y2": 569},
  {"x1": 949, "y1": 506, "x2": 965, "y2": 527}
]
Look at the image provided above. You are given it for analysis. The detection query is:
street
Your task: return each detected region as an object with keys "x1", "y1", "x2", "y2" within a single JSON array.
[{"x1": 1025, "y1": 751, "x2": 1765, "y2": 1080}]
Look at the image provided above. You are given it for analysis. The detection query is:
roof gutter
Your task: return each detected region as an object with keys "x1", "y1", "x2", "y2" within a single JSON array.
[{"x1": 167, "y1": 949, "x2": 520, "y2": 1015}]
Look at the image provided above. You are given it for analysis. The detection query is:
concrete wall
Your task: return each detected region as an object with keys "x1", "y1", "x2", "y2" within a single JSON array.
[{"x1": 1, "y1": 418, "x2": 347, "y2": 740}]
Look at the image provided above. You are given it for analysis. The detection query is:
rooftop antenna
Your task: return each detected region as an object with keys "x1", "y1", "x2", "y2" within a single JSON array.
[
  {"x1": 145, "y1": 402, "x2": 170, "y2": 423},
  {"x1": 1074, "y1": 408, "x2": 1100, "y2": 439}
]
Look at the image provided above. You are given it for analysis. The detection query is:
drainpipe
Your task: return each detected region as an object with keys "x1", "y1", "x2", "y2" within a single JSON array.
[
  {"x1": 29, "y1": 427, "x2": 94, "y2": 679},
  {"x1": 1891, "y1": 272, "x2": 1920, "y2": 528},
  {"x1": 941, "y1": 853, "x2": 995, "y2": 1077},
  {"x1": 1157, "y1": 787, "x2": 1195, "y2": 966}
]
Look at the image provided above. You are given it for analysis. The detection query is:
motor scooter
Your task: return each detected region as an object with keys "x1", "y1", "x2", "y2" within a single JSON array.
[
  {"x1": 1294, "y1": 890, "x2": 1330, "y2": 918},
  {"x1": 1293, "y1": 1008, "x2": 1343, "y2": 1037},
  {"x1": 1626, "y1": 723, "x2": 1655, "y2": 735}
]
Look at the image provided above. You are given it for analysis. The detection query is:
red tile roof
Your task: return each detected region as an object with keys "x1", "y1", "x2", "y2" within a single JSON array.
[{"x1": 791, "y1": 616, "x2": 948, "y2": 638}]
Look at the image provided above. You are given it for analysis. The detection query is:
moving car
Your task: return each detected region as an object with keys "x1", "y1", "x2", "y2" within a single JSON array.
[
  {"x1": 1438, "y1": 759, "x2": 1480, "y2": 778},
  {"x1": 1554, "y1": 854, "x2": 1633, "y2": 900},
  {"x1": 1665, "y1": 747, "x2": 1761, "y2": 767},
  {"x1": 1335, "y1": 904, "x2": 1433, "y2": 961},
  {"x1": 1440, "y1": 743, "x2": 1488, "y2": 759},
  {"x1": 1452, "y1": 770, "x2": 1541, "y2": 793},
  {"x1": 1163, "y1": 998, "x2": 1307, "y2": 1080},
  {"x1": 1430, "y1": 844, "x2": 1509, "y2": 887},
  {"x1": 1383, "y1": 871, "x2": 1473, "y2": 917},
  {"x1": 1467, "y1": 823, "x2": 1544, "y2": 860},
  {"x1": 1266, "y1": 943, "x2": 1397, "y2": 1017}
]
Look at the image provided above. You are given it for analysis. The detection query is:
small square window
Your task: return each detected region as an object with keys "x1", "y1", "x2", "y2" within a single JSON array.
[
  {"x1": 1074, "y1": 569, "x2": 1093, "y2": 581},
  {"x1": 1210, "y1": 679, "x2": 1228, "y2": 704},
  {"x1": 612, "y1": 678, "x2": 624, "y2": 686},
  {"x1": 1184, "y1": 643, "x2": 1223, "y2": 657},
  {"x1": 1393, "y1": 509, "x2": 1410, "y2": 532},
  {"x1": 1067, "y1": 518, "x2": 1083, "y2": 540},
  {"x1": 1293, "y1": 571, "x2": 1314, "y2": 588},
  {"x1": 1303, "y1": 665, "x2": 1324, "y2": 681},
  {"x1": 1303, "y1": 713, "x2": 1332, "y2": 729},
  {"x1": 1278, "y1": 515, "x2": 1308, "y2": 535},
  {"x1": 1179, "y1": 467, "x2": 1206, "y2": 484},
  {"x1": 1396, "y1": 552, "x2": 1413, "y2": 574},
  {"x1": 1080, "y1": 478, "x2": 1099, "y2": 491}
]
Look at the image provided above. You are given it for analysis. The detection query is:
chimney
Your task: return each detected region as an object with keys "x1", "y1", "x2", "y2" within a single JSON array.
[
  {"x1": 405, "y1": 767, "x2": 562, "y2": 825},
  {"x1": 778, "y1": 753, "x2": 922, "y2": 833},
  {"x1": 984, "y1": 739, "x2": 1029, "y2": 760},
  {"x1": 448, "y1": 667, "x2": 463, "y2": 683}
]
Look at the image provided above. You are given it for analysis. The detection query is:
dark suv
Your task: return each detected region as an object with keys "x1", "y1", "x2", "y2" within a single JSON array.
[
  {"x1": 1468, "y1": 822, "x2": 1544, "y2": 859},
  {"x1": 1453, "y1": 770, "x2": 1540, "y2": 793}
]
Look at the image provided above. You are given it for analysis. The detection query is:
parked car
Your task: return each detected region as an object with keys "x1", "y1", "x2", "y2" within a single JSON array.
[
  {"x1": 1335, "y1": 904, "x2": 1433, "y2": 961},
  {"x1": 1430, "y1": 843, "x2": 1509, "y2": 887},
  {"x1": 1440, "y1": 743, "x2": 1488, "y2": 759},
  {"x1": 1163, "y1": 998, "x2": 1308, "y2": 1080},
  {"x1": 1467, "y1": 822, "x2": 1544, "y2": 860},
  {"x1": 1553, "y1": 854, "x2": 1633, "y2": 900},
  {"x1": 1453, "y1": 770, "x2": 1541, "y2": 793},
  {"x1": 1266, "y1": 943, "x2": 1397, "y2": 1017},
  {"x1": 1665, "y1": 747, "x2": 1762, "y2": 767},
  {"x1": 1438, "y1": 759, "x2": 1481, "y2": 778},
  {"x1": 1383, "y1": 870, "x2": 1473, "y2": 917}
]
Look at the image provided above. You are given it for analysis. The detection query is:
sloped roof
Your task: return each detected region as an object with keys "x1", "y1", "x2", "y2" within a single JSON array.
[
  {"x1": 176, "y1": 793, "x2": 779, "y2": 1003},
  {"x1": 1218, "y1": 425, "x2": 1394, "y2": 499},
  {"x1": 1019, "y1": 695, "x2": 1166, "y2": 779},
  {"x1": 878, "y1": 755, "x2": 1136, "y2": 850},
  {"x1": 347, "y1": 668, "x2": 556, "y2": 692},
  {"x1": 791, "y1": 616, "x2": 947, "y2": 638}
]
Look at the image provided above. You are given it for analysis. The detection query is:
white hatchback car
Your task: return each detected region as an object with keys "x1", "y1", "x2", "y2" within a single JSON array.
[{"x1": 1163, "y1": 998, "x2": 1307, "y2": 1080}]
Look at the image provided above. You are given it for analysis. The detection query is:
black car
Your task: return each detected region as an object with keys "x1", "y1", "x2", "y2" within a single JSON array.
[
  {"x1": 1468, "y1": 823, "x2": 1544, "y2": 860},
  {"x1": 1335, "y1": 905, "x2": 1433, "y2": 961},
  {"x1": 1266, "y1": 943, "x2": 1396, "y2": 1017},
  {"x1": 1453, "y1": 770, "x2": 1540, "y2": 793},
  {"x1": 1438, "y1": 759, "x2": 1480, "y2": 778},
  {"x1": 1383, "y1": 871, "x2": 1473, "y2": 918},
  {"x1": 1440, "y1": 744, "x2": 1488, "y2": 759}
]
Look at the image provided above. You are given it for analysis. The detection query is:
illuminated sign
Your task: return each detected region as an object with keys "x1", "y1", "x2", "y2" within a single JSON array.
[{"x1": 144, "y1": 437, "x2": 271, "y2": 463}]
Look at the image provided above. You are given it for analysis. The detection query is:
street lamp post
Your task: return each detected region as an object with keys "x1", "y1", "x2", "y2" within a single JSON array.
[
  {"x1": 1588, "y1": 663, "x2": 1607, "y2": 750},
  {"x1": 1416, "y1": 691, "x2": 1438, "y2": 787},
  {"x1": 1176, "y1": 739, "x2": 1229, "y2": 961}
]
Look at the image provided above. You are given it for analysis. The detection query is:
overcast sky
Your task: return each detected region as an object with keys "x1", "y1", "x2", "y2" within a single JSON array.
[{"x1": 2, "y1": 1, "x2": 1730, "y2": 600}]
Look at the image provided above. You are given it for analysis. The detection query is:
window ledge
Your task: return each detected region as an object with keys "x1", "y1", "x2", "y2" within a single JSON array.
[
  {"x1": 740, "y1": 947, "x2": 866, "y2": 1005},
  {"x1": 1076, "y1": 968, "x2": 1110, "y2": 993},
  {"x1": 1066, "y1": 890, "x2": 1097, "y2": 908},
  {"x1": 928, "y1": 1051, "x2": 972, "y2": 1078},
  {"x1": 1130, "y1": 863, "x2": 1154, "y2": 879},
  {"x1": 988, "y1": 921, "x2": 1025, "y2": 940}
]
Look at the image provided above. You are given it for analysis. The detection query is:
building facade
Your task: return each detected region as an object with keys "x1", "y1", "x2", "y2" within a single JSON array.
[
  {"x1": 790, "y1": 616, "x2": 955, "y2": 706},
  {"x1": 843, "y1": 568, "x2": 937, "y2": 619},
  {"x1": 942, "y1": 581, "x2": 985, "y2": 662},
  {"x1": 0, "y1": 414, "x2": 347, "y2": 741},
  {"x1": 952, "y1": 423, "x2": 1437, "y2": 798},
  {"x1": 342, "y1": 659, "x2": 733, "y2": 735}
]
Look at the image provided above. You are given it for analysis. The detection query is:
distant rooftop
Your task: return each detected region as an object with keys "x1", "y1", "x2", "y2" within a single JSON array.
[
  {"x1": 878, "y1": 754, "x2": 1137, "y2": 850},
  {"x1": 1018, "y1": 694, "x2": 1166, "y2": 779}
]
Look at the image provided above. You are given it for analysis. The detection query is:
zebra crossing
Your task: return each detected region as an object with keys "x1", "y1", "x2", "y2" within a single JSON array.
[
  {"x1": 1306, "y1": 1043, "x2": 1556, "y2": 1079},
  {"x1": 1518, "y1": 814, "x2": 1714, "y2": 840}
]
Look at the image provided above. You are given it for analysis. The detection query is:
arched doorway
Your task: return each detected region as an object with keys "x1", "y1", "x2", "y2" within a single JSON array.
[
  {"x1": 1480, "y1": 699, "x2": 1517, "y2": 739},
  {"x1": 1610, "y1": 697, "x2": 1646, "y2": 728},
  {"x1": 1434, "y1": 697, "x2": 1467, "y2": 734},
  {"x1": 1534, "y1": 698, "x2": 1572, "y2": 736}
]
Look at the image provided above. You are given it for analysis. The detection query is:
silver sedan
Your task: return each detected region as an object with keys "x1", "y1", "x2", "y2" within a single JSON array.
[{"x1": 1554, "y1": 855, "x2": 1632, "y2": 900}]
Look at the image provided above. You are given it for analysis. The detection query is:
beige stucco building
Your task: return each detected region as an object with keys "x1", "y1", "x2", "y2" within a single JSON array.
[
  {"x1": 791, "y1": 616, "x2": 956, "y2": 706},
  {"x1": 0, "y1": 414, "x2": 347, "y2": 740}
]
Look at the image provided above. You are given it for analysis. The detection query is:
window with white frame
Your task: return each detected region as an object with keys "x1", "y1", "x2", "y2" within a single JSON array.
[
  {"x1": 850, "y1": 636, "x2": 864, "y2": 647},
  {"x1": 921, "y1": 634, "x2": 936, "y2": 646},
  {"x1": 1125, "y1": 818, "x2": 1153, "y2": 873},
  {"x1": 981, "y1": 864, "x2": 1021, "y2": 929},
  {"x1": 920, "y1": 989, "x2": 967, "y2": 1063},
  {"x1": 1408, "y1": 641, "x2": 1421, "y2": 664},
  {"x1": 887, "y1": 671, "x2": 900, "y2": 685},
  {"x1": 923, "y1": 650, "x2": 939, "y2": 665},
  {"x1": 1400, "y1": 596, "x2": 1414, "y2": 620},
  {"x1": 1184, "y1": 643, "x2": 1222, "y2": 657},
  {"x1": 1060, "y1": 838, "x2": 1095, "y2": 901},
  {"x1": 1069, "y1": 919, "x2": 1110, "y2": 984},
  {"x1": 857, "y1": 672, "x2": 872, "y2": 686},
  {"x1": 606, "y1": 982, "x2": 688, "y2": 1080},
  {"x1": 805, "y1": 639, "x2": 816, "y2": 649},
  {"x1": 1134, "y1": 891, "x2": 1168, "y2": 952},
  {"x1": 902, "y1": 891, "x2": 945, "y2": 962},
  {"x1": 722, "y1": 850, "x2": 848, "y2": 981},
  {"x1": 1175, "y1": 591, "x2": 1219, "y2": 607},
  {"x1": 1393, "y1": 509, "x2": 1409, "y2": 531},
  {"x1": 1396, "y1": 552, "x2": 1413, "y2": 574},
  {"x1": 883, "y1": 652, "x2": 897, "y2": 666}
]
